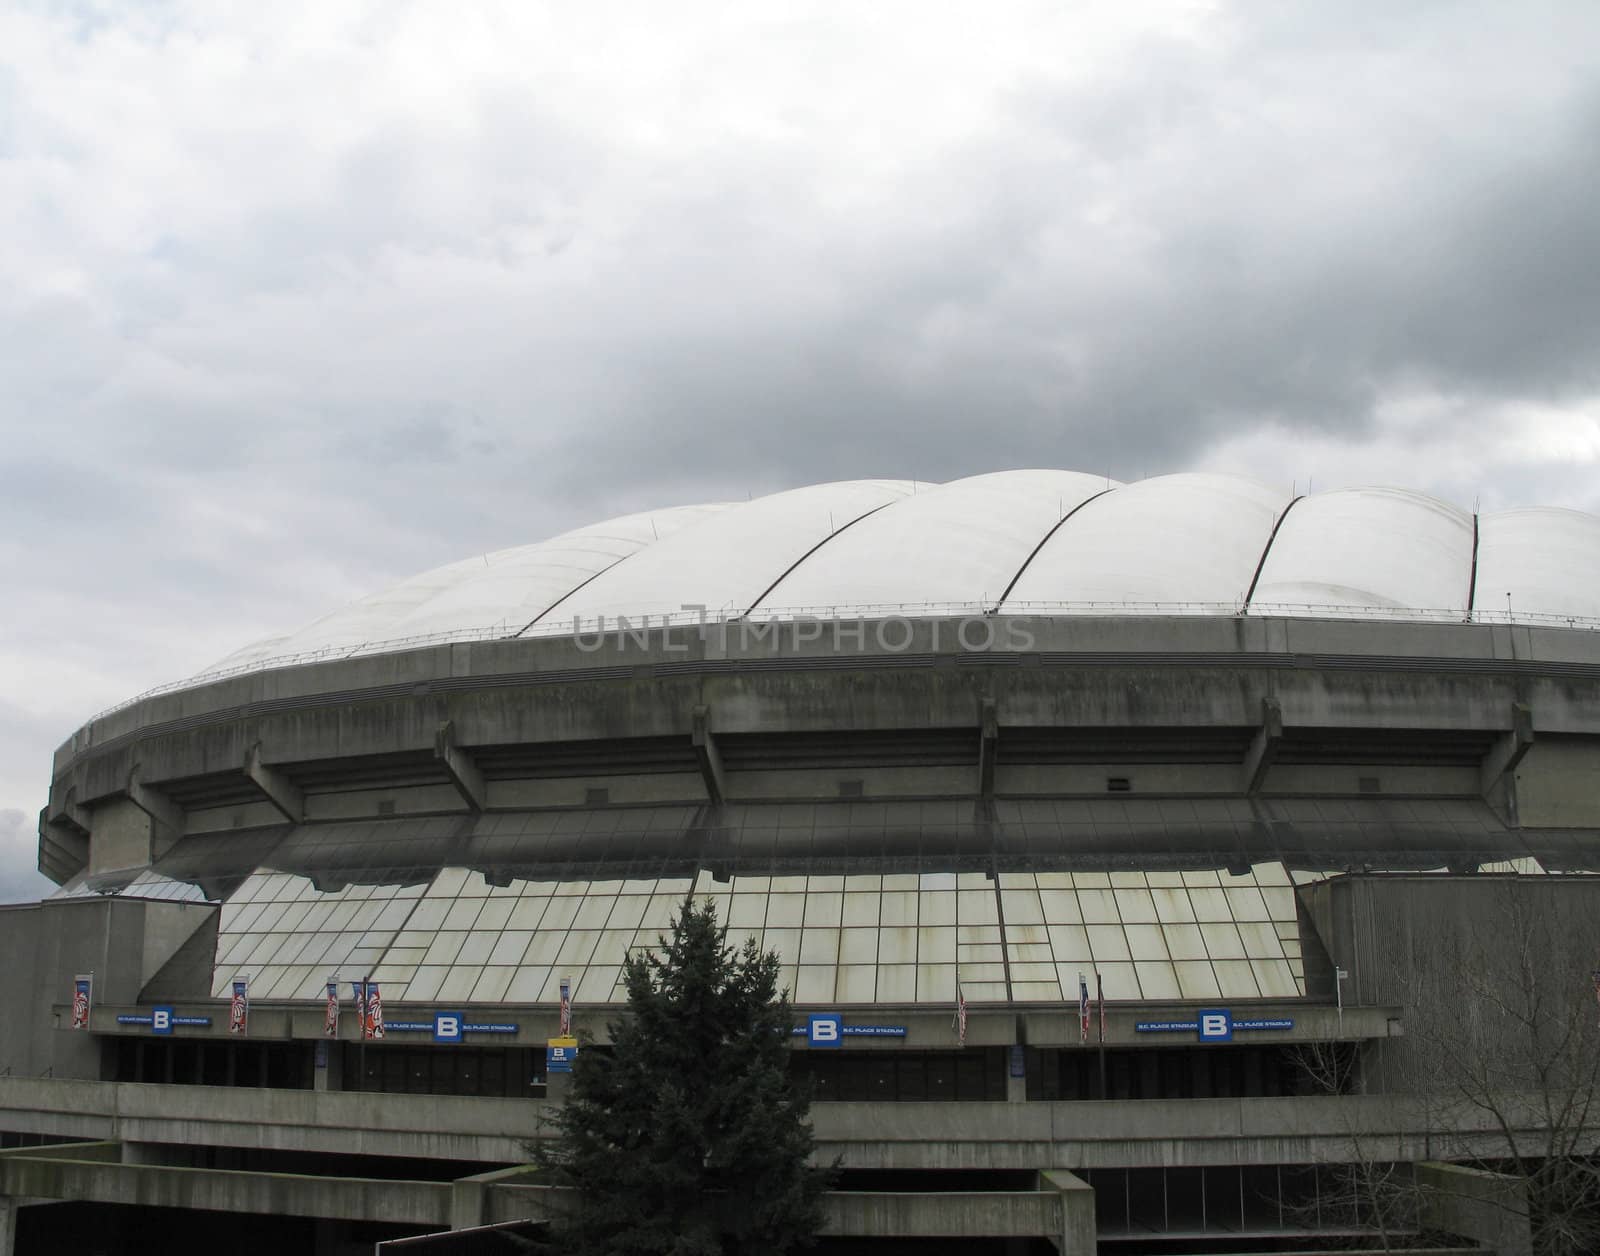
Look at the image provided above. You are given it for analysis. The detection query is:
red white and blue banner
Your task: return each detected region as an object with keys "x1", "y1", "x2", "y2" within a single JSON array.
[
  {"x1": 228, "y1": 976, "x2": 249, "y2": 1035},
  {"x1": 365, "y1": 981, "x2": 384, "y2": 1040},
  {"x1": 1078, "y1": 972, "x2": 1090, "y2": 1044},
  {"x1": 954, "y1": 983, "x2": 968, "y2": 1047},
  {"x1": 323, "y1": 982, "x2": 339, "y2": 1037},
  {"x1": 353, "y1": 981, "x2": 366, "y2": 1035},
  {"x1": 1096, "y1": 971, "x2": 1106, "y2": 1043},
  {"x1": 559, "y1": 976, "x2": 572, "y2": 1036},
  {"x1": 71, "y1": 974, "x2": 92, "y2": 1031}
]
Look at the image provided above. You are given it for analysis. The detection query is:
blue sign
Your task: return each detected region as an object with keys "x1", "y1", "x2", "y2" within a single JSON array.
[
  {"x1": 152, "y1": 1006, "x2": 174, "y2": 1036},
  {"x1": 1009, "y1": 1045, "x2": 1026, "y2": 1078},
  {"x1": 434, "y1": 1012, "x2": 463, "y2": 1044},
  {"x1": 1135, "y1": 1011, "x2": 1294, "y2": 1041},
  {"x1": 547, "y1": 1038, "x2": 578, "y2": 1073},
  {"x1": 807, "y1": 1013, "x2": 842, "y2": 1047},
  {"x1": 383, "y1": 1019, "x2": 521, "y2": 1036},
  {"x1": 115, "y1": 1011, "x2": 211, "y2": 1033}
]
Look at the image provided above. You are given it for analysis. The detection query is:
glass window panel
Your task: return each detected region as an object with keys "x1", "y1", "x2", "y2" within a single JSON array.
[
  {"x1": 803, "y1": 893, "x2": 842, "y2": 928},
  {"x1": 843, "y1": 874, "x2": 882, "y2": 892},
  {"x1": 876, "y1": 965, "x2": 916, "y2": 1001},
  {"x1": 487, "y1": 931, "x2": 532, "y2": 966},
  {"x1": 917, "y1": 926, "x2": 956, "y2": 965},
  {"x1": 505, "y1": 966, "x2": 552, "y2": 1002},
  {"x1": 1174, "y1": 960, "x2": 1221, "y2": 999},
  {"x1": 1254, "y1": 861, "x2": 1292, "y2": 886},
  {"x1": 373, "y1": 899, "x2": 415, "y2": 931},
  {"x1": 776, "y1": 965, "x2": 798, "y2": 1001},
  {"x1": 955, "y1": 890, "x2": 996, "y2": 925},
  {"x1": 370, "y1": 963, "x2": 418, "y2": 986},
  {"x1": 1010, "y1": 962, "x2": 1057, "y2": 983},
  {"x1": 225, "y1": 902, "x2": 267, "y2": 933},
  {"x1": 1003, "y1": 889, "x2": 1044, "y2": 925},
  {"x1": 573, "y1": 896, "x2": 616, "y2": 929},
  {"x1": 1199, "y1": 923, "x2": 1247, "y2": 959},
  {"x1": 347, "y1": 901, "x2": 384, "y2": 933},
  {"x1": 587, "y1": 879, "x2": 624, "y2": 897},
  {"x1": 1182, "y1": 871, "x2": 1220, "y2": 887},
  {"x1": 1086, "y1": 924, "x2": 1130, "y2": 962},
  {"x1": 1236, "y1": 922, "x2": 1282, "y2": 957},
  {"x1": 539, "y1": 897, "x2": 582, "y2": 931},
  {"x1": 1151, "y1": 888, "x2": 1196, "y2": 923},
  {"x1": 881, "y1": 873, "x2": 918, "y2": 892},
  {"x1": 841, "y1": 893, "x2": 880, "y2": 927},
  {"x1": 997, "y1": 872, "x2": 1035, "y2": 889},
  {"x1": 1093, "y1": 962, "x2": 1138, "y2": 1001},
  {"x1": 1108, "y1": 871, "x2": 1146, "y2": 889},
  {"x1": 878, "y1": 926, "x2": 918, "y2": 965},
  {"x1": 1011, "y1": 981, "x2": 1060, "y2": 1003},
  {"x1": 1145, "y1": 870, "x2": 1185, "y2": 887},
  {"x1": 457, "y1": 933, "x2": 497, "y2": 967},
  {"x1": 1071, "y1": 872, "x2": 1111, "y2": 888},
  {"x1": 1115, "y1": 890, "x2": 1159, "y2": 924},
  {"x1": 728, "y1": 874, "x2": 769, "y2": 893},
  {"x1": 958, "y1": 943, "x2": 1003, "y2": 963},
  {"x1": 761, "y1": 929, "x2": 801, "y2": 962},
  {"x1": 523, "y1": 931, "x2": 568, "y2": 966},
  {"x1": 1046, "y1": 925, "x2": 1093, "y2": 963},
  {"x1": 837, "y1": 964, "x2": 877, "y2": 1002},
  {"x1": 1006, "y1": 943, "x2": 1054, "y2": 964},
  {"x1": 916, "y1": 963, "x2": 957, "y2": 1004},
  {"x1": 1008, "y1": 923, "x2": 1047, "y2": 947},
  {"x1": 799, "y1": 929, "x2": 839, "y2": 965},
  {"x1": 1077, "y1": 890, "x2": 1120, "y2": 924},
  {"x1": 840, "y1": 927, "x2": 878, "y2": 964},
  {"x1": 553, "y1": 880, "x2": 590, "y2": 897},
  {"x1": 1164, "y1": 922, "x2": 1208, "y2": 960},
  {"x1": 470, "y1": 968, "x2": 515, "y2": 1002},
  {"x1": 1125, "y1": 924, "x2": 1169, "y2": 962},
  {"x1": 1261, "y1": 888, "x2": 1298, "y2": 921},
  {"x1": 325, "y1": 901, "x2": 366, "y2": 932},
  {"x1": 728, "y1": 895, "x2": 768, "y2": 929},
  {"x1": 920, "y1": 872, "x2": 958, "y2": 891},
  {"x1": 575, "y1": 966, "x2": 621, "y2": 1000},
  {"x1": 405, "y1": 966, "x2": 447, "y2": 1002},
  {"x1": 297, "y1": 901, "x2": 336, "y2": 932},
  {"x1": 422, "y1": 932, "x2": 468, "y2": 966},
  {"x1": 957, "y1": 924, "x2": 1002, "y2": 947},
  {"x1": 591, "y1": 930, "x2": 636, "y2": 966},
  {"x1": 956, "y1": 962, "x2": 1006, "y2": 983},
  {"x1": 405, "y1": 899, "x2": 450, "y2": 932},
  {"x1": 271, "y1": 901, "x2": 314, "y2": 933},
  {"x1": 807, "y1": 874, "x2": 844, "y2": 892},
  {"x1": 1038, "y1": 891, "x2": 1081, "y2": 924},
  {"x1": 956, "y1": 871, "x2": 991, "y2": 890},
  {"x1": 912, "y1": 891, "x2": 951, "y2": 927},
  {"x1": 393, "y1": 930, "x2": 437, "y2": 949},
  {"x1": 962, "y1": 981, "x2": 1007, "y2": 1001},
  {"x1": 880, "y1": 891, "x2": 918, "y2": 926},
  {"x1": 1213, "y1": 960, "x2": 1260, "y2": 998},
  {"x1": 384, "y1": 947, "x2": 427, "y2": 965},
  {"x1": 436, "y1": 966, "x2": 481, "y2": 1001},
  {"x1": 503, "y1": 897, "x2": 550, "y2": 930},
  {"x1": 606, "y1": 897, "x2": 649, "y2": 931},
  {"x1": 795, "y1": 966, "x2": 835, "y2": 1003},
  {"x1": 555, "y1": 930, "x2": 601, "y2": 968},
  {"x1": 1134, "y1": 961, "x2": 1181, "y2": 999},
  {"x1": 771, "y1": 875, "x2": 807, "y2": 893},
  {"x1": 1252, "y1": 959, "x2": 1301, "y2": 998},
  {"x1": 1189, "y1": 889, "x2": 1232, "y2": 922},
  {"x1": 472, "y1": 900, "x2": 515, "y2": 932},
  {"x1": 768, "y1": 889, "x2": 806, "y2": 928},
  {"x1": 1223, "y1": 887, "x2": 1271, "y2": 921}
]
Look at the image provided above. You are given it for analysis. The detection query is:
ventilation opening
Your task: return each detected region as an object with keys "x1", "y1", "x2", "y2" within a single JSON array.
[
  {"x1": 1106, "y1": 777, "x2": 1132, "y2": 793},
  {"x1": 838, "y1": 779, "x2": 864, "y2": 799},
  {"x1": 1358, "y1": 776, "x2": 1381, "y2": 794},
  {"x1": 585, "y1": 786, "x2": 611, "y2": 805},
  {"x1": 376, "y1": 799, "x2": 396, "y2": 816}
]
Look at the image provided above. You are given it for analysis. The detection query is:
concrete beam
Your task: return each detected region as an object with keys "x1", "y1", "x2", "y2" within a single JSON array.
[
  {"x1": 243, "y1": 744, "x2": 304, "y2": 823},
  {"x1": 1040, "y1": 1170, "x2": 1096, "y2": 1255},
  {"x1": 1481, "y1": 701, "x2": 1534, "y2": 795},
  {"x1": 978, "y1": 698, "x2": 998, "y2": 799},
  {"x1": 1417, "y1": 1161, "x2": 1532, "y2": 1256},
  {"x1": 1241, "y1": 697, "x2": 1283, "y2": 795},
  {"x1": 125, "y1": 764, "x2": 187, "y2": 840},
  {"x1": 46, "y1": 786, "x2": 91, "y2": 837},
  {"x1": 433, "y1": 721, "x2": 487, "y2": 812},
  {"x1": 691, "y1": 705, "x2": 727, "y2": 805}
]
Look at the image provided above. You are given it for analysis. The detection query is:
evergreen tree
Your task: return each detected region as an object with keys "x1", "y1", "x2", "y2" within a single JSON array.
[{"x1": 539, "y1": 897, "x2": 834, "y2": 1255}]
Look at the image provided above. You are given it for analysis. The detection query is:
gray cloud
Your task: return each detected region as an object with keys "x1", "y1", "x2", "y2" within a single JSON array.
[{"x1": 3, "y1": 2, "x2": 1600, "y2": 896}]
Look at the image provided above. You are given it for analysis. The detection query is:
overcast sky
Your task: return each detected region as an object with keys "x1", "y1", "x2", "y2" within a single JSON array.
[{"x1": 4, "y1": 2, "x2": 1600, "y2": 902}]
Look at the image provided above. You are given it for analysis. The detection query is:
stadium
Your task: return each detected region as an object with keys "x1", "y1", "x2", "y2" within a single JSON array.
[{"x1": 6, "y1": 468, "x2": 1600, "y2": 1254}]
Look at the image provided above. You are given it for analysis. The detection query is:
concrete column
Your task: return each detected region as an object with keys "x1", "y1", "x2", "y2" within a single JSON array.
[
  {"x1": 1040, "y1": 1170, "x2": 1096, "y2": 1255},
  {"x1": 313, "y1": 1039, "x2": 343, "y2": 1092},
  {"x1": 0, "y1": 1195, "x2": 15, "y2": 1256},
  {"x1": 1416, "y1": 1161, "x2": 1532, "y2": 1256}
]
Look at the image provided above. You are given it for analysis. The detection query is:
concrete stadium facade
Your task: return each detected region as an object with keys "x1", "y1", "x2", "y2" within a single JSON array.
[{"x1": 7, "y1": 470, "x2": 1600, "y2": 1254}]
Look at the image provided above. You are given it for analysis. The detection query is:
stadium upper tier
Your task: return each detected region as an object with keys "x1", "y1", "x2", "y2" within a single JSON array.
[{"x1": 206, "y1": 471, "x2": 1600, "y2": 679}]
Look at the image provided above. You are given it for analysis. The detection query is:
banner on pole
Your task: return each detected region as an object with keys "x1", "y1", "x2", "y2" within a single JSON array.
[
  {"x1": 71, "y1": 974, "x2": 92, "y2": 1031},
  {"x1": 324, "y1": 982, "x2": 340, "y2": 1037},
  {"x1": 365, "y1": 982, "x2": 385, "y2": 1040},
  {"x1": 559, "y1": 976, "x2": 572, "y2": 1036},
  {"x1": 228, "y1": 976, "x2": 249, "y2": 1036}
]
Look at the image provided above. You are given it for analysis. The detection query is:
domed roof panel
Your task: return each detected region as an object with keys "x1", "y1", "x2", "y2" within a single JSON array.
[
  {"x1": 1001, "y1": 473, "x2": 1290, "y2": 612},
  {"x1": 1249, "y1": 487, "x2": 1474, "y2": 614},
  {"x1": 540, "y1": 480, "x2": 920, "y2": 628},
  {"x1": 202, "y1": 503, "x2": 731, "y2": 673},
  {"x1": 1476, "y1": 508, "x2": 1600, "y2": 622},
  {"x1": 751, "y1": 470, "x2": 1116, "y2": 614}
]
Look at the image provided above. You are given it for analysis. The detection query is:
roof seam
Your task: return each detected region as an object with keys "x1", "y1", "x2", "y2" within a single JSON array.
[
  {"x1": 992, "y1": 486, "x2": 1118, "y2": 611},
  {"x1": 1243, "y1": 495, "x2": 1304, "y2": 612},
  {"x1": 742, "y1": 496, "x2": 907, "y2": 616}
]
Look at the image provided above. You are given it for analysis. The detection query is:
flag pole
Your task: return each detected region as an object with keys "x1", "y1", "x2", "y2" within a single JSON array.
[{"x1": 1096, "y1": 971, "x2": 1107, "y2": 1099}]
